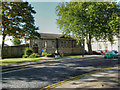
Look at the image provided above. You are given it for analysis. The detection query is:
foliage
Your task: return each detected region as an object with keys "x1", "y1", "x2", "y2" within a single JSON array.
[
  {"x1": 29, "y1": 53, "x2": 40, "y2": 58},
  {"x1": 1, "y1": 1, "x2": 40, "y2": 58},
  {"x1": 22, "y1": 54, "x2": 28, "y2": 58},
  {"x1": 56, "y1": 2, "x2": 120, "y2": 54},
  {"x1": 11, "y1": 37, "x2": 22, "y2": 45},
  {"x1": 1, "y1": 58, "x2": 44, "y2": 65},
  {"x1": 2, "y1": 1, "x2": 40, "y2": 39},
  {"x1": 42, "y1": 52, "x2": 52, "y2": 57},
  {"x1": 23, "y1": 47, "x2": 33, "y2": 57}
]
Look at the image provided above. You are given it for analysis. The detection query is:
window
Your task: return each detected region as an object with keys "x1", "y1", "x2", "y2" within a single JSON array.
[
  {"x1": 61, "y1": 41, "x2": 64, "y2": 48},
  {"x1": 99, "y1": 44, "x2": 101, "y2": 49},
  {"x1": 33, "y1": 44, "x2": 38, "y2": 47},
  {"x1": 45, "y1": 41, "x2": 47, "y2": 48},
  {"x1": 52, "y1": 41, "x2": 55, "y2": 48}
]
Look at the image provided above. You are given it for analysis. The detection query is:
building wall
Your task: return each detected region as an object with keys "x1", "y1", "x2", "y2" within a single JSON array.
[
  {"x1": 118, "y1": 37, "x2": 120, "y2": 54},
  {"x1": 88, "y1": 36, "x2": 118, "y2": 51},
  {"x1": 30, "y1": 38, "x2": 84, "y2": 55}
]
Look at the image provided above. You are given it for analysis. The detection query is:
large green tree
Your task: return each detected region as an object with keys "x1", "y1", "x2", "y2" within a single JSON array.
[
  {"x1": 1, "y1": 1, "x2": 40, "y2": 58},
  {"x1": 56, "y1": 2, "x2": 120, "y2": 54},
  {"x1": 11, "y1": 37, "x2": 22, "y2": 46}
]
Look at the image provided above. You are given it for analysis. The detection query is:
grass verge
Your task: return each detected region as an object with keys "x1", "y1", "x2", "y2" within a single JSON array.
[
  {"x1": 0, "y1": 55, "x2": 100, "y2": 65},
  {"x1": 0, "y1": 58, "x2": 44, "y2": 65},
  {"x1": 62, "y1": 55, "x2": 99, "y2": 58}
]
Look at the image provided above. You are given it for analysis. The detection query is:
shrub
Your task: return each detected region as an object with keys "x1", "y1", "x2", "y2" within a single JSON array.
[
  {"x1": 29, "y1": 53, "x2": 40, "y2": 58},
  {"x1": 22, "y1": 55, "x2": 28, "y2": 58},
  {"x1": 24, "y1": 47, "x2": 33, "y2": 56},
  {"x1": 42, "y1": 52, "x2": 52, "y2": 57}
]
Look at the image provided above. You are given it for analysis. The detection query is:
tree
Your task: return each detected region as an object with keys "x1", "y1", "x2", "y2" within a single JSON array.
[
  {"x1": 11, "y1": 37, "x2": 22, "y2": 46},
  {"x1": 56, "y1": 2, "x2": 120, "y2": 54},
  {"x1": 1, "y1": 1, "x2": 40, "y2": 58}
]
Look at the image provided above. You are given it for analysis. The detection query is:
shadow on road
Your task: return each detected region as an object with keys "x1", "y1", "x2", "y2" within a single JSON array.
[{"x1": 2, "y1": 58, "x2": 119, "y2": 88}]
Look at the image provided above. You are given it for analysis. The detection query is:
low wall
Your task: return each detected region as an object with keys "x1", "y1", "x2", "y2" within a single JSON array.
[{"x1": 2, "y1": 45, "x2": 29, "y2": 58}]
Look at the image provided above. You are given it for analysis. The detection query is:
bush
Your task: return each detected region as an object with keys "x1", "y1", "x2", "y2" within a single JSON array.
[
  {"x1": 24, "y1": 47, "x2": 33, "y2": 56},
  {"x1": 42, "y1": 52, "x2": 52, "y2": 57},
  {"x1": 22, "y1": 55, "x2": 28, "y2": 58},
  {"x1": 29, "y1": 53, "x2": 40, "y2": 58}
]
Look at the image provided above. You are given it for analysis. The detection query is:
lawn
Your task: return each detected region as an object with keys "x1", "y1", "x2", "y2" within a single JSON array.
[
  {"x1": 0, "y1": 58, "x2": 45, "y2": 65},
  {"x1": 0, "y1": 55, "x2": 99, "y2": 65},
  {"x1": 63, "y1": 55, "x2": 99, "y2": 58}
]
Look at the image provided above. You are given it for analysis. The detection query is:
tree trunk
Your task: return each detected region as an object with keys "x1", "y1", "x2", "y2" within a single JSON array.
[
  {"x1": 1, "y1": 34, "x2": 6, "y2": 59},
  {"x1": 86, "y1": 35, "x2": 92, "y2": 55}
]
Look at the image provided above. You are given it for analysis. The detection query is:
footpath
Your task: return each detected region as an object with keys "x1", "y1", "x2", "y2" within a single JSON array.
[
  {"x1": 52, "y1": 55, "x2": 119, "y2": 89},
  {"x1": 54, "y1": 67, "x2": 119, "y2": 89}
]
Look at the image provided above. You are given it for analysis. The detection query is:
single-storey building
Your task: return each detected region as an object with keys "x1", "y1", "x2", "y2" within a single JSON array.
[{"x1": 30, "y1": 33, "x2": 84, "y2": 55}]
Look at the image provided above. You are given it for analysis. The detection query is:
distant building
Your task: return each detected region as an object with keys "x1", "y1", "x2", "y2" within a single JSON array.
[
  {"x1": 87, "y1": 36, "x2": 119, "y2": 52},
  {"x1": 30, "y1": 33, "x2": 84, "y2": 55}
]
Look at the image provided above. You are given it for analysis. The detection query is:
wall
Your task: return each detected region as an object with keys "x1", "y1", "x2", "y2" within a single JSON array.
[
  {"x1": 90, "y1": 36, "x2": 118, "y2": 51},
  {"x1": 30, "y1": 38, "x2": 84, "y2": 55},
  {"x1": 2, "y1": 45, "x2": 29, "y2": 58}
]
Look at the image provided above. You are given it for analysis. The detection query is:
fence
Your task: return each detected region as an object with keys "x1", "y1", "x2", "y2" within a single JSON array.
[{"x1": 2, "y1": 45, "x2": 29, "y2": 58}]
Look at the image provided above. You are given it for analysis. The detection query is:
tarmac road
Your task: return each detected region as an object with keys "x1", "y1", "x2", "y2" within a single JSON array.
[{"x1": 2, "y1": 57, "x2": 118, "y2": 89}]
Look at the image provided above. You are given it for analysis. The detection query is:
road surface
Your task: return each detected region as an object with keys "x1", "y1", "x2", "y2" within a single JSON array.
[{"x1": 2, "y1": 57, "x2": 118, "y2": 88}]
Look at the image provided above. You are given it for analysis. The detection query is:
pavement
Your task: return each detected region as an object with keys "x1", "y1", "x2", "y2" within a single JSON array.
[
  {"x1": 53, "y1": 67, "x2": 119, "y2": 89},
  {"x1": 52, "y1": 55, "x2": 120, "y2": 89}
]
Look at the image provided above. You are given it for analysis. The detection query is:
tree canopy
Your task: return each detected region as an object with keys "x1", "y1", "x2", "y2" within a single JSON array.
[
  {"x1": 2, "y1": 1, "x2": 40, "y2": 39},
  {"x1": 11, "y1": 37, "x2": 22, "y2": 46},
  {"x1": 1, "y1": 1, "x2": 40, "y2": 58},
  {"x1": 56, "y1": 2, "x2": 120, "y2": 54}
]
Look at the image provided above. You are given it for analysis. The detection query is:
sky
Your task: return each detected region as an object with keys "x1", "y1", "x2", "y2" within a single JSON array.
[
  {"x1": 29, "y1": 2, "x2": 61, "y2": 34},
  {"x1": 0, "y1": 1, "x2": 61, "y2": 45},
  {"x1": 0, "y1": 0, "x2": 120, "y2": 46}
]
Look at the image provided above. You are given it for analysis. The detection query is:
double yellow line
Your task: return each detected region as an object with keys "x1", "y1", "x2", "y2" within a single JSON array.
[
  {"x1": 2, "y1": 65, "x2": 34, "y2": 72},
  {"x1": 40, "y1": 66, "x2": 118, "y2": 90}
]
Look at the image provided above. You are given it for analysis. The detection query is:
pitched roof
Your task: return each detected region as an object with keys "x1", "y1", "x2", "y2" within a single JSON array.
[
  {"x1": 40, "y1": 33, "x2": 61, "y2": 39},
  {"x1": 39, "y1": 33, "x2": 74, "y2": 40}
]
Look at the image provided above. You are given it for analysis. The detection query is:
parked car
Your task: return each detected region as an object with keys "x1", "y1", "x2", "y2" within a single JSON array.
[
  {"x1": 104, "y1": 51, "x2": 118, "y2": 58},
  {"x1": 101, "y1": 50, "x2": 108, "y2": 55},
  {"x1": 111, "y1": 50, "x2": 118, "y2": 54},
  {"x1": 92, "y1": 51, "x2": 101, "y2": 55}
]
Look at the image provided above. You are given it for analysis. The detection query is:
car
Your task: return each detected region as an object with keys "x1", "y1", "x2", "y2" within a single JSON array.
[
  {"x1": 92, "y1": 51, "x2": 101, "y2": 55},
  {"x1": 104, "y1": 51, "x2": 118, "y2": 58},
  {"x1": 101, "y1": 50, "x2": 108, "y2": 55},
  {"x1": 111, "y1": 50, "x2": 118, "y2": 54}
]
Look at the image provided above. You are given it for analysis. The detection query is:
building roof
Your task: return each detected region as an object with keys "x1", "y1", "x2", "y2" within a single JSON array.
[
  {"x1": 40, "y1": 33, "x2": 61, "y2": 39},
  {"x1": 39, "y1": 33, "x2": 74, "y2": 40}
]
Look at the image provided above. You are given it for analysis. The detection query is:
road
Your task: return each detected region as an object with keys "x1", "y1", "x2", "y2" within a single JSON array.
[{"x1": 2, "y1": 57, "x2": 118, "y2": 88}]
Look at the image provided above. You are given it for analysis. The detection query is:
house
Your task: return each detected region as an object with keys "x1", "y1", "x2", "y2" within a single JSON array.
[
  {"x1": 87, "y1": 36, "x2": 119, "y2": 53},
  {"x1": 30, "y1": 33, "x2": 84, "y2": 55}
]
